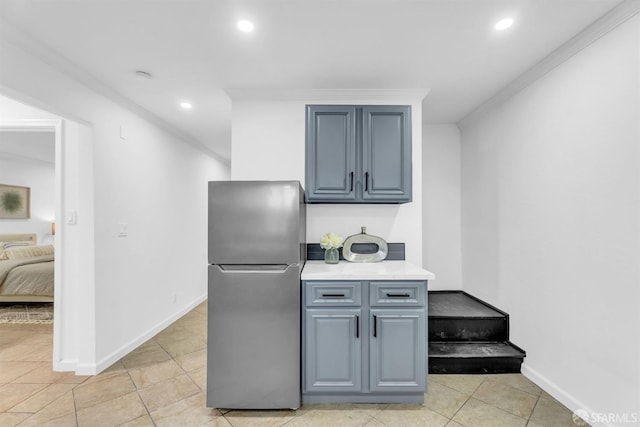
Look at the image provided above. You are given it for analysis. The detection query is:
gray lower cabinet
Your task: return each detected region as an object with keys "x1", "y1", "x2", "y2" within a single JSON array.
[
  {"x1": 370, "y1": 310, "x2": 426, "y2": 392},
  {"x1": 305, "y1": 309, "x2": 361, "y2": 392},
  {"x1": 305, "y1": 105, "x2": 412, "y2": 204},
  {"x1": 302, "y1": 280, "x2": 427, "y2": 403}
]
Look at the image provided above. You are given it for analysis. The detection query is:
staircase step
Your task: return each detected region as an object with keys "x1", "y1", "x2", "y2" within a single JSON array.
[
  {"x1": 429, "y1": 291, "x2": 509, "y2": 341},
  {"x1": 429, "y1": 341, "x2": 526, "y2": 374}
]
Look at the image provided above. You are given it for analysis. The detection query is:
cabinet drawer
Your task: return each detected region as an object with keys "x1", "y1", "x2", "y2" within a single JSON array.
[
  {"x1": 305, "y1": 281, "x2": 362, "y2": 306},
  {"x1": 370, "y1": 281, "x2": 426, "y2": 307}
]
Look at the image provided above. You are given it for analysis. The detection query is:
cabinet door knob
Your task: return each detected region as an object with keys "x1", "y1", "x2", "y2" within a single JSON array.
[
  {"x1": 355, "y1": 315, "x2": 359, "y2": 338},
  {"x1": 349, "y1": 172, "x2": 354, "y2": 192},
  {"x1": 365, "y1": 172, "x2": 369, "y2": 191}
]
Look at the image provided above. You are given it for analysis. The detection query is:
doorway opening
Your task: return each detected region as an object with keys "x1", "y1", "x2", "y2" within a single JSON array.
[{"x1": 0, "y1": 120, "x2": 63, "y2": 366}]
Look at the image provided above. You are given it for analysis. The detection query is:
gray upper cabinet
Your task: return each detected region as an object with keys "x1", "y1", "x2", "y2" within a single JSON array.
[
  {"x1": 362, "y1": 106, "x2": 412, "y2": 202},
  {"x1": 305, "y1": 106, "x2": 357, "y2": 201},
  {"x1": 305, "y1": 105, "x2": 411, "y2": 204}
]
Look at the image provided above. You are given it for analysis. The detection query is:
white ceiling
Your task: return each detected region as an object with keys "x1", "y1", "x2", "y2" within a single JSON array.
[{"x1": 0, "y1": 0, "x2": 623, "y2": 160}]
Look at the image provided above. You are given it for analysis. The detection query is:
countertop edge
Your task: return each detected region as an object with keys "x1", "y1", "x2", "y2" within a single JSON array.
[{"x1": 301, "y1": 260, "x2": 435, "y2": 281}]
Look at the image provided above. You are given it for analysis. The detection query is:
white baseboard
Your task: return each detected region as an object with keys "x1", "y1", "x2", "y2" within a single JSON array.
[
  {"x1": 521, "y1": 363, "x2": 614, "y2": 427},
  {"x1": 53, "y1": 358, "x2": 79, "y2": 372},
  {"x1": 78, "y1": 294, "x2": 207, "y2": 376}
]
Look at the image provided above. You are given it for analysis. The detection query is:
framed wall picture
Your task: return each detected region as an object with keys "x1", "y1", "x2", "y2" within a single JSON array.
[{"x1": 0, "y1": 184, "x2": 31, "y2": 219}]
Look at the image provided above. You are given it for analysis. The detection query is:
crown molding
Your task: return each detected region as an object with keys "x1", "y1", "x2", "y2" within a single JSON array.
[
  {"x1": 0, "y1": 18, "x2": 230, "y2": 166},
  {"x1": 458, "y1": 0, "x2": 640, "y2": 128},
  {"x1": 225, "y1": 88, "x2": 430, "y2": 103}
]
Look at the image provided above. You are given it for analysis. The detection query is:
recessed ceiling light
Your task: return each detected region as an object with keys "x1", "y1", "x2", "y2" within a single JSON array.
[
  {"x1": 237, "y1": 20, "x2": 254, "y2": 32},
  {"x1": 494, "y1": 18, "x2": 514, "y2": 31},
  {"x1": 180, "y1": 102, "x2": 193, "y2": 110}
]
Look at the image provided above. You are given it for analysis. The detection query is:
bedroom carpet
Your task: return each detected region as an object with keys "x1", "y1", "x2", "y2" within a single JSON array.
[{"x1": 0, "y1": 303, "x2": 54, "y2": 324}]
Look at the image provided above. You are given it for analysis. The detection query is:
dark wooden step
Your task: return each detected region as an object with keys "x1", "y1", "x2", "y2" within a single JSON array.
[
  {"x1": 429, "y1": 291, "x2": 509, "y2": 341},
  {"x1": 429, "y1": 341, "x2": 526, "y2": 374}
]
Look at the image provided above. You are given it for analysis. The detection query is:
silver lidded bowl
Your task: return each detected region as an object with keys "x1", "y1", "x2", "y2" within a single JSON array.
[{"x1": 342, "y1": 227, "x2": 388, "y2": 263}]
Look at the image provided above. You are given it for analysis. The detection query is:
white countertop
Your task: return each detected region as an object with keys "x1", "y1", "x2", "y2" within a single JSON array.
[{"x1": 301, "y1": 260, "x2": 435, "y2": 281}]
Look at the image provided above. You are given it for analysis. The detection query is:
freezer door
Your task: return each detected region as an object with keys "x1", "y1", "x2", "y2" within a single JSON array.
[
  {"x1": 208, "y1": 181, "x2": 305, "y2": 265},
  {"x1": 206, "y1": 264, "x2": 301, "y2": 409}
]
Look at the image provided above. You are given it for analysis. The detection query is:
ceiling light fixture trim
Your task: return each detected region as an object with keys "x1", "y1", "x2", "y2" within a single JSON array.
[
  {"x1": 494, "y1": 18, "x2": 514, "y2": 31},
  {"x1": 237, "y1": 20, "x2": 255, "y2": 32}
]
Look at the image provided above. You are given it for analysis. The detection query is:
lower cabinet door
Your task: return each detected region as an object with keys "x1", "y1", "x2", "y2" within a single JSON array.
[
  {"x1": 305, "y1": 309, "x2": 362, "y2": 392},
  {"x1": 370, "y1": 309, "x2": 426, "y2": 392}
]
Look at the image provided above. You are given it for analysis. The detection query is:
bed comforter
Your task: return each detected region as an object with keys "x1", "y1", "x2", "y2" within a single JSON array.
[{"x1": 0, "y1": 255, "x2": 54, "y2": 298}]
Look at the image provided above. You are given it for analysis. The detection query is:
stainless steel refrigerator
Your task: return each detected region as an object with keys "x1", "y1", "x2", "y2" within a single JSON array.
[{"x1": 207, "y1": 181, "x2": 306, "y2": 409}]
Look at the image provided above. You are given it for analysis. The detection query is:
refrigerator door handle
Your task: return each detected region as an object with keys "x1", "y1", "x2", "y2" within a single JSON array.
[{"x1": 216, "y1": 264, "x2": 292, "y2": 272}]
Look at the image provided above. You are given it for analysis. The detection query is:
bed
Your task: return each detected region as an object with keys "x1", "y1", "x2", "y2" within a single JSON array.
[{"x1": 0, "y1": 233, "x2": 54, "y2": 302}]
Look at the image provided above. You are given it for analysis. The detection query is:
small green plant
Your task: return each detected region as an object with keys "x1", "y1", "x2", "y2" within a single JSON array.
[{"x1": 1, "y1": 191, "x2": 23, "y2": 213}]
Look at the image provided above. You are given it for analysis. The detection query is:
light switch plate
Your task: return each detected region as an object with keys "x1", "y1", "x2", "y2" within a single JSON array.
[{"x1": 66, "y1": 211, "x2": 77, "y2": 225}]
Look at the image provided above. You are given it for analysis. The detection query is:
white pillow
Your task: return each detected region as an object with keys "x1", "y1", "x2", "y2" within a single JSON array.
[
  {"x1": 0, "y1": 240, "x2": 35, "y2": 260},
  {"x1": 5, "y1": 244, "x2": 54, "y2": 260}
]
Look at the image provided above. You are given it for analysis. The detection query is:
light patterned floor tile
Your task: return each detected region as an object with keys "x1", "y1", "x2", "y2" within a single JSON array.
[
  {"x1": 76, "y1": 391, "x2": 147, "y2": 427},
  {"x1": 119, "y1": 414, "x2": 156, "y2": 427},
  {"x1": 471, "y1": 379, "x2": 538, "y2": 418},
  {"x1": 452, "y1": 397, "x2": 527, "y2": 427},
  {"x1": 158, "y1": 337, "x2": 207, "y2": 358},
  {"x1": 150, "y1": 392, "x2": 226, "y2": 426},
  {"x1": 296, "y1": 403, "x2": 379, "y2": 417},
  {"x1": 482, "y1": 374, "x2": 542, "y2": 396},
  {"x1": 224, "y1": 409, "x2": 298, "y2": 427},
  {"x1": 128, "y1": 359, "x2": 184, "y2": 389},
  {"x1": 18, "y1": 390, "x2": 76, "y2": 427},
  {"x1": 364, "y1": 418, "x2": 386, "y2": 427},
  {"x1": 528, "y1": 396, "x2": 580, "y2": 427},
  {"x1": 7, "y1": 383, "x2": 75, "y2": 413},
  {"x1": 0, "y1": 361, "x2": 41, "y2": 383},
  {"x1": 0, "y1": 412, "x2": 31, "y2": 427},
  {"x1": 424, "y1": 381, "x2": 470, "y2": 418},
  {"x1": 137, "y1": 373, "x2": 200, "y2": 412},
  {"x1": 187, "y1": 365, "x2": 207, "y2": 390},
  {"x1": 371, "y1": 404, "x2": 449, "y2": 427},
  {"x1": 0, "y1": 383, "x2": 47, "y2": 412},
  {"x1": 429, "y1": 374, "x2": 485, "y2": 396},
  {"x1": 121, "y1": 342, "x2": 172, "y2": 369},
  {"x1": 11, "y1": 363, "x2": 70, "y2": 384},
  {"x1": 0, "y1": 344, "x2": 51, "y2": 362},
  {"x1": 153, "y1": 324, "x2": 191, "y2": 347},
  {"x1": 73, "y1": 372, "x2": 136, "y2": 410},
  {"x1": 175, "y1": 348, "x2": 207, "y2": 372}
]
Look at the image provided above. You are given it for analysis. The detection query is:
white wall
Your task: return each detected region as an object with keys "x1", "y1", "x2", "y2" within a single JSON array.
[
  {"x1": 229, "y1": 91, "x2": 426, "y2": 266},
  {"x1": 422, "y1": 124, "x2": 462, "y2": 290},
  {"x1": 0, "y1": 143, "x2": 55, "y2": 244},
  {"x1": 0, "y1": 31, "x2": 230, "y2": 373},
  {"x1": 459, "y1": 14, "x2": 640, "y2": 423}
]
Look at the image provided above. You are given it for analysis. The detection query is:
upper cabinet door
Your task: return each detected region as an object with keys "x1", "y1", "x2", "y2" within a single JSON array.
[
  {"x1": 305, "y1": 105, "x2": 357, "y2": 202},
  {"x1": 362, "y1": 106, "x2": 412, "y2": 202}
]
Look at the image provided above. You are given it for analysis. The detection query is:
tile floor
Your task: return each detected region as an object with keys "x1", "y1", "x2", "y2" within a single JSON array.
[{"x1": 0, "y1": 301, "x2": 586, "y2": 426}]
